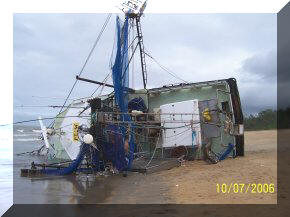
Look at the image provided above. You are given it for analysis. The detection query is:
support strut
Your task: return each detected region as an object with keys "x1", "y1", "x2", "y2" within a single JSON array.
[{"x1": 134, "y1": 15, "x2": 148, "y2": 89}]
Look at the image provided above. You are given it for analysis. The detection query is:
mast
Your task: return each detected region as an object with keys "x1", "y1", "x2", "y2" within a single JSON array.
[
  {"x1": 128, "y1": 13, "x2": 147, "y2": 89},
  {"x1": 120, "y1": 0, "x2": 148, "y2": 89},
  {"x1": 136, "y1": 15, "x2": 147, "y2": 89}
]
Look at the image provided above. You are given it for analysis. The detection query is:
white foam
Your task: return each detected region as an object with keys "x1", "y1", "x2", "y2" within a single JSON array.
[
  {"x1": 13, "y1": 134, "x2": 36, "y2": 137},
  {"x1": 13, "y1": 138, "x2": 41, "y2": 142}
]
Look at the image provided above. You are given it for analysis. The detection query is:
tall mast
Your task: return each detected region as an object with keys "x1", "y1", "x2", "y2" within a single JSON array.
[
  {"x1": 120, "y1": 0, "x2": 148, "y2": 89},
  {"x1": 128, "y1": 13, "x2": 147, "y2": 89}
]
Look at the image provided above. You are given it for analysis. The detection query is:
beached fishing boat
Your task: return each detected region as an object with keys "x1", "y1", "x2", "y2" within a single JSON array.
[{"x1": 21, "y1": 0, "x2": 244, "y2": 176}]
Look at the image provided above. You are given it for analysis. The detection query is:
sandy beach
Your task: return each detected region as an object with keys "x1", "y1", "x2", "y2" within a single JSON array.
[
  {"x1": 88, "y1": 130, "x2": 278, "y2": 204},
  {"x1": 13, "y1": 129, "x2": 279, "y2": 205}
]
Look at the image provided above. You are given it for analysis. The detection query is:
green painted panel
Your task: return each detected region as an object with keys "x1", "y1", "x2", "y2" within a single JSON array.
[
  {"x1": 138, "y1": 83, "x2": 236, "y2": 159},
  {"x1": 148, "y1": 84, "x2": 229, "y2": 111}
]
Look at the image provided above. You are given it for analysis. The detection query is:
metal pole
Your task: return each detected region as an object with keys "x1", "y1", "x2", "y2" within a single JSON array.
[{"x1": 135, "y1": 15, "x2": 147, "y2": 89}]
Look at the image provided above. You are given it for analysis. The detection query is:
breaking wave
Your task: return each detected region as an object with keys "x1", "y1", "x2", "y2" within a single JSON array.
[
  {"x1": 13, "y1": 138, "x2": 41, "y2": 142},
  {"x1": 13, "y1": 133, "x2": 38, "y2": 137}
]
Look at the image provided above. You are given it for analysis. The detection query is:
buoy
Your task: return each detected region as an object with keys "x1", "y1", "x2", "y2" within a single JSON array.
[
  {"x1": 46, "y1": 128, "x2": 54, "y2": 135},
  {"x1": 83, "y1": 134, "x2": 94, "y2": 144},
  {"x1": 131, "y1": 110, "x2": 143, "y2": 116}
]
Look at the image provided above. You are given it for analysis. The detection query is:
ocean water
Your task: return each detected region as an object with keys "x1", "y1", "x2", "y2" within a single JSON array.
[
  {"x1": 1, "y1": 125, "x2": 172, "y2": 210},
  {"x1": 0, "y1": 125, "x2": 13, "y2": 216},
  {"x1": 12, "y1": 125, "x2": 81, "y2": 204},
  {"x1": 8, "y1": 125, "x2": 119, "y2": 207},
  {"x1": 1, "y1": 125, "x2": 149, "y2": 213}
]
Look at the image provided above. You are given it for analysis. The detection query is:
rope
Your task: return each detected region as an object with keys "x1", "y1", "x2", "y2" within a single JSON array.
[
  {"x1": 131, "y1": 19, "x2": 135, "y2": 89},
  {"x1": 90, "y1": 19, "x2": 137, "y2": 98},
  {"x1": 90, "y1": 72, "x2": 111, "y2": 97},
  {"x1": 55, "y1": 13, "x2": 112, "y2": 122},
  {"x1": 0, "y1": 115, "x2": 91, "y2": 127},
  {"x1": 31, "y1": 96, "x2": 73, "y2": 101},
  {"x1": 144, "y1": 48, "x2": 188, "y2": 83},
  {"x1": 97, "y1": 75, "x2": 110, "y2": 97},
  {"x1": 15, "y1": 105, "x2": 85, "y2": 109},
  {"x1": 145, "y1": 131, "x2": 161, "y2": 168}
]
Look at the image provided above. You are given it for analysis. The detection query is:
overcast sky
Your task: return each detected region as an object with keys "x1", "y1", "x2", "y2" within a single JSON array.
[{"x1": 13, "y1": 13, "x2": 277, "y2": 123}]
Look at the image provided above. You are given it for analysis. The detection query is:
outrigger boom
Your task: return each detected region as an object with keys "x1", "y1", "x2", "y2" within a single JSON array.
[{"x1": 21, "y1": 2, "x2": 244, "y2": 177}]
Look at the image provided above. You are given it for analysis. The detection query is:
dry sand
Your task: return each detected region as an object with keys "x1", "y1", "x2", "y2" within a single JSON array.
[{"x1": 103, "y1": 130, "x2": 277, "y2": 204}]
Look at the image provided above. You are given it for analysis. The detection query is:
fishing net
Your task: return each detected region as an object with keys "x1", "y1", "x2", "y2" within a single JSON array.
[
  {"x1": 128, "y1": 97, "x2": 147, "y2": 112},
  {"x1": 108, "y1": 15, "x2": 136, "y2": 170},
  {"x1": 111, "y1": 15, "x2": 130, "y2": 115}
]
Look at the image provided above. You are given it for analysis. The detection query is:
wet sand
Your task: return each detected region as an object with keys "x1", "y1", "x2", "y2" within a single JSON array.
[
  {"x1": 87, "y1": 130, "x2": 278, "y2": 204},
  {"x1": 14, "y1": 130, "x2": 279, "y2": 204}
]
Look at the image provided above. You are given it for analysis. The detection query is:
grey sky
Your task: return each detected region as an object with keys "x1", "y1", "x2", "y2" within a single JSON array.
[{"x1": 13, "y1": 13, "x2": 277, "y2": 124}]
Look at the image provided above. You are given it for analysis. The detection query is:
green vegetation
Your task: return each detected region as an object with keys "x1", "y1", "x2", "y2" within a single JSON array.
[
  {"x1": 244, "y1": 109, "x2": 277, "y2": 131},
  {"x1": 244, "y1": 108, "x2": 290, "y2": 130}
]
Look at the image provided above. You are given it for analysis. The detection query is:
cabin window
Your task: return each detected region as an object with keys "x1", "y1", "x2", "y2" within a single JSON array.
[{"x1": 221, "y1": 101, "x2": 230, "y2": 113}]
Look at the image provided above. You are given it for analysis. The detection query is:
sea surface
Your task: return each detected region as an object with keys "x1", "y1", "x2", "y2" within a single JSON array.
[
  {"x1": 1, "y1": 125, "x2": 118, "y2": 211},
  {"x1": 1, "y1": 125, "x2": 155, "y2": 214},
  {"x1": 0, "y1": 125, "x2": 13, "y2": 216}
]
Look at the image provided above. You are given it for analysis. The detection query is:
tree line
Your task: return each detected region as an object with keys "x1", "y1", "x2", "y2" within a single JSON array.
[{"x1": 243, "y1": 108, "x2": 290, "y2": 131}]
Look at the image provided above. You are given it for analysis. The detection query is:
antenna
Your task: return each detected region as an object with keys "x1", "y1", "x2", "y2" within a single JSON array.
[
  {"x1": 117, "y1": 0, "x2": 148, "y2": 15},
  {"x1": 118, "y1": 0, "x2": 148, "y2": 89}
]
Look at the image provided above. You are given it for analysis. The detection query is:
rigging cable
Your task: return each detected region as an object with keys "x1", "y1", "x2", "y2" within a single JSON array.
[
  {"x1": 31, "y1": 96, "x2": 74, "y2": 101},
  {"x1": 131, "y1": 19, "x2": 135, "y2": 89},
  {"x1": 97, "y1": 73, "x2": 110, "y2": 97},
  {"x1": 90, "y1": 23, "x2": 138, "y2": 98},
  {"x1": 15, "y1": 105, "x2": 85, "y2": 109},
  {"x1": 2, "y1": 115, "x2": 222, "y2": 127},
  {"x1": 52, "y1": 13, "x2": 112, "y2": 127},
  {"x1": 144, "y1": 48, "x2": 188, "y2": 83},
  {"x1": 145, "y1": 131, "x2": 161, "y2": 168},
  {"x1": 90, "y1": 72, "x2": 111, "y2": 97}
]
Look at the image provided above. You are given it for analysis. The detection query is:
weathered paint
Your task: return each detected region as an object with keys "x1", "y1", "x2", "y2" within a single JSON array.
[{"x1": 131, "y1": 81, "x2": 236, "y2": 159}]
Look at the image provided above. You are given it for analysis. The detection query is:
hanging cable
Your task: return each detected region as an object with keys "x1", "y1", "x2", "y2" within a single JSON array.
[
  {"x1": 90, "y1": 27, "x2": 138, "y2": 97},
  {"x1": 144, "y1": 48, "x2": 188, "y2": 83},
  {"x1": 145, "y1": 131, "x2": 161, "y2": 168},
  {"x1": 15, "y1": 105, "x2": 86, "y2": 109},
  {"x1": 131, "y1": 19, "x2": 135, "y2": 89},
  {"x1": 0, "y1": 115, "x2": 90, "y2": 127},
  {"x1": 96, "y1": 73, "x2": 111, "y2": 97},
  {"x1": 90, "y1": 72, "x2": 111, "y2": 97},
  {"x1": 55, "y1": 13, "x2": 112, "y2": 121},
  {"x1": 31, "y1": 96, "x2": 74, "y2": 101}
]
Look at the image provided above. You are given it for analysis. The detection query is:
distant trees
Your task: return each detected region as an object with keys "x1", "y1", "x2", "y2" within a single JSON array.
[
  {"x1": 244, "y1": 109, "x2": 277, "y2": 131},
  {"x1": 244, "y1": 108, "x2": 290, "y2": 130}
]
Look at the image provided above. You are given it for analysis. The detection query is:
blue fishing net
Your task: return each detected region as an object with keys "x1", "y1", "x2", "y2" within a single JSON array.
[
  {"x1": 42, "y1": 143, "x2": 90, "y2": 175},
  {"x1": 103, "y1": 125, "x2": 128, "y2": 171},
  {"x1": 108, "y1": 15, "x2": 136, "y2": 170},
  {"x1": 111, "y1": 15, "x2": 129, "y2": 117},
  {"x1": 128, "y1": 97, "x2": 147, "y2": 112}
]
